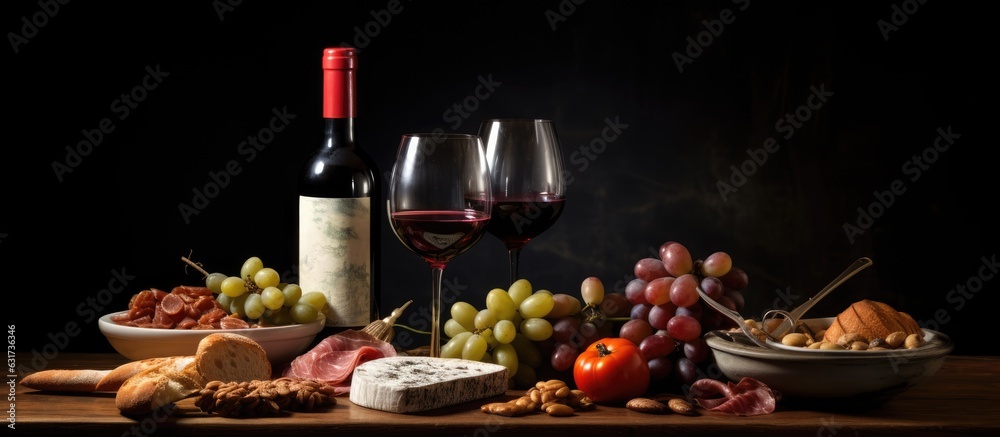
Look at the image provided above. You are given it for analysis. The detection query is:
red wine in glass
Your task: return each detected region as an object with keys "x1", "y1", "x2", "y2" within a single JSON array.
[
  {"x1": 480, "y1": 119, "x2": 567, "y2": 285},
  {"x1": 487, "y1": 194, "x2": 566, "y2": 251},
  {"x1": 391, "y1": 210, "x2": 491, "y2": 268},
  {"x1": 387, "y1": 133, "x2": 492, "y2": 357}
]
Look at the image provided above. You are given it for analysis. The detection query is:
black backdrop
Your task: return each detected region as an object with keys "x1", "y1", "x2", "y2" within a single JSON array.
[{"x1": 4, "y1": 0, "x2": 995, "y2": 361}]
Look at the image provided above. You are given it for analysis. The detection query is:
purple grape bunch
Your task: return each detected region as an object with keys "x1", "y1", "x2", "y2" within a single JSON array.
[{"x1": 619, "y1": 241, "x2": 749, "y2": 388}]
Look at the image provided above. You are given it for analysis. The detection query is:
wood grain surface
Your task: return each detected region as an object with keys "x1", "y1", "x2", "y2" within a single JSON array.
[{"x1": 10, "y1": 354, "x2": 999, "y2": 436}]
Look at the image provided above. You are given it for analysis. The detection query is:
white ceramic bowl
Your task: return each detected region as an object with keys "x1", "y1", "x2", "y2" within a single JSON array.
[
  {"x1": 704, "y1": 317, "x2": 953, "y2": 407},
  {"x1": 99, "y1": 311, "x2": 325, "y2": 368}
]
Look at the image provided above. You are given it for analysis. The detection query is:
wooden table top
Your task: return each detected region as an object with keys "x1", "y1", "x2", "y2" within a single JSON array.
[{"x1": 9, "y1": 353, "x2": 1000, "y2": 436}]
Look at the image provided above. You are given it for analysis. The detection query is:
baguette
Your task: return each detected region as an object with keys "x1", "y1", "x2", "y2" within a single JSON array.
[
  {"x1": 19, "y1": 357, "x2": 189, "y2": 392},
  {"x1": 115, "y1": 333, "x2": 271, "y2": 415},
  {"x1": 20, "y1": 369, "x2": 112, "y2": 392}
]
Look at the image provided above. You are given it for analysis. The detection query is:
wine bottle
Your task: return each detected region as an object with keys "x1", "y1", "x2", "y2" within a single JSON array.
[{"x1": 298, "y1": 47, "x2": 379, "y2": 329}]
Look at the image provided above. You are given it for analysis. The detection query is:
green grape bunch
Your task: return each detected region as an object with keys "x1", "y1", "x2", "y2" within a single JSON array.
[
  {"x1": 441, "y1": 279, "x2": 559, "y2": 388},
  {"x1": 184, "y1": 255, "x2": 326, "y2": 327}
]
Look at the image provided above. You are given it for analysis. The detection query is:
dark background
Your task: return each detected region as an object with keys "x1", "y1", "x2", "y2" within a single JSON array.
[{"x1": 4, "y1": 0, "x2": 995, "y2": 360}]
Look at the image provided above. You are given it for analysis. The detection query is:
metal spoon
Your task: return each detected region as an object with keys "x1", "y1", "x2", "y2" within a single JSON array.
[{"x1": 761, "y1": 257, "x2": 873, "y2": 340}]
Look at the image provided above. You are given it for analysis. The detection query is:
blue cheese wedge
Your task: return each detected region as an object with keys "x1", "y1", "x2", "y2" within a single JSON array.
[{"x1": 349, "y1": 356, "x2": 509, "y2": 413}]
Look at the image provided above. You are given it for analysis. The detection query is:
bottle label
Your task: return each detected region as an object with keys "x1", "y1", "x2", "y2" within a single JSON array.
[{"x1": 298, "y1": 195, "x2": 371, "y2": 327}]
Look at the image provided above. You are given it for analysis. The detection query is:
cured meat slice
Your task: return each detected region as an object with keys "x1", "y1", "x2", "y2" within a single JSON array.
[
  {"x1": 219, "y1": 315, "x2": 250, "y2": 329},
  {"x1": 160, "y1": 293, "x2": 185, "y2": 316},
  {"x1": 151, "y1": 306, "x2": 176, "y2": 329},
  {"x1": 198, "y1": 307, "x2": 228, "y2": 325},
  {"x1": 150, "y1": 288, "x2": 169, "y2": 301},
  {"x1": 282, "y1": 330, "x2": 397, "y2": 395},
  {"x1": 176, "y1": 317, "x2": 199, "y2": 329},
  {"x1": 689, "y1": 377, "x2": 780, "y2": 416},
  {"x1": 193, "y1": 296, "x2": 219, "y2": 312},
  {"x1": 174, "y1": 285, "x2": 213, "y2": 297}
]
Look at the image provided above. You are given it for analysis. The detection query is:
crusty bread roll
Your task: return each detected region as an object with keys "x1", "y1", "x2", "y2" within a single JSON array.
[
  {"x1": 115, "y1": 333, "x2": 271, "y2": 415},
  {"x1": 823, "y1": 299, "x2": 923, "y2": 343},
  {"x1": 98, "y1": 357, "x2": 187, "y2": 391},
  {"x1": 191, "y1": 332, "x2": 272, "y2": 385},
  {"x1": 115, "y1": 356, "x2": 200, "y2": 415}
]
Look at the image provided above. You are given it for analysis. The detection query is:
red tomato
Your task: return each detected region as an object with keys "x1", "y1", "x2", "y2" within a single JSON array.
[{"x1": 573, "y1": 337, "x2": 650, "y2": 403}]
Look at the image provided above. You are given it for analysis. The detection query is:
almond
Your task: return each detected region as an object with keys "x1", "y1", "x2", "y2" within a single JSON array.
[
  {"x1": 626, "y1": 397, "x2": 669, "y2": 414},
  {"x1": 668, "y1": 398, "x2": 696, "y2": 416}
]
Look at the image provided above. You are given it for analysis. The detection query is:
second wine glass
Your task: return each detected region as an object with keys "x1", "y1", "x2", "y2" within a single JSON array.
[
  {"x1": 479, "y1": 119, "x2": 567, "y2": 286},
  {"x1": 387, "y1": 133, "x2": 492, "y2": 357}
]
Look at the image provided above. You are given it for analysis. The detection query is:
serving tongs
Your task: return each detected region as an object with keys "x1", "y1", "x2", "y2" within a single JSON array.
[
  {"x1": 696, "y1": 286, "x2": 777, "y2": 349},
  {"x1": 698, "y1": 257, "x2": 873, "y2": 349},
  {"x1": 761, "y1": 257, "x2": 872, "y2": 340}
]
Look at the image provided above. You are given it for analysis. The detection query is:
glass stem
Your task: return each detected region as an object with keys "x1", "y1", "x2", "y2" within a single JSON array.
[
  {"x1": 430, "y1": 266, "x2": 444, "y2": 358},
  {"x1": 508, "y1": 248, "x2": 521, "y2": 286}
]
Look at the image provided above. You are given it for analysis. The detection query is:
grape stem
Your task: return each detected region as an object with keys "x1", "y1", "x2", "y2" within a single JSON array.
[
  {"x1": 581, "y1": 306, "x2": 607, "y2": 324},
  {"x1": 392, "y1": 324, "x2": 431, "y2": 336},
  {"x1": 181, "y1": 253, "x2": 210, "y2": 278}
]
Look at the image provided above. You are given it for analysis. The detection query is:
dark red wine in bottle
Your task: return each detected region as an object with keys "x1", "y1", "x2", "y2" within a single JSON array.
[{"x1": 298, "y1": 47, "x2": 379, "y2": 329}]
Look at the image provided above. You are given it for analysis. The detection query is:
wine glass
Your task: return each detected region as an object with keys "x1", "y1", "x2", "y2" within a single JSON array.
[
  {"x1": 388, "y1": 133, "x2": 492, "y2": 357},
  {"x1": 479, "y1": 119, "x2": 567, "y2": 286}
]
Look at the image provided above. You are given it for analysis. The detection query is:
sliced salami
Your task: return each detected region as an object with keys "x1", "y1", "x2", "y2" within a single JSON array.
[{"x1": 160, "y1": 293, "x2": 185, "y2": 316}]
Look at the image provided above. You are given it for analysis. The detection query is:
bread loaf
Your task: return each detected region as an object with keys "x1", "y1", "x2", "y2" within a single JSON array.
[
  {"x1": 191, "y1": 332, "x2": 272, "y2": 385},
  {"x1": 115, "y1": 333, "x2": 272, "y2": 415},
  {"x1": 823, "y1": 299, "x2": 924, "y2": 343}
]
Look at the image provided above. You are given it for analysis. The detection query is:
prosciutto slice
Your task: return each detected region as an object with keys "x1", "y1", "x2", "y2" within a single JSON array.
[
  {"x1": 689, "y1": 377, "x2": 780, "y2": 416},
  {"x1": 281, "y1": 329, "x2": 397, "y2": 395}
]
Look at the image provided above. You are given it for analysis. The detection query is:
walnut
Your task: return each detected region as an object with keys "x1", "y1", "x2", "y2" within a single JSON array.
[{"x1": 195, "y1": 377, "x2": 337, "y2": 417}]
